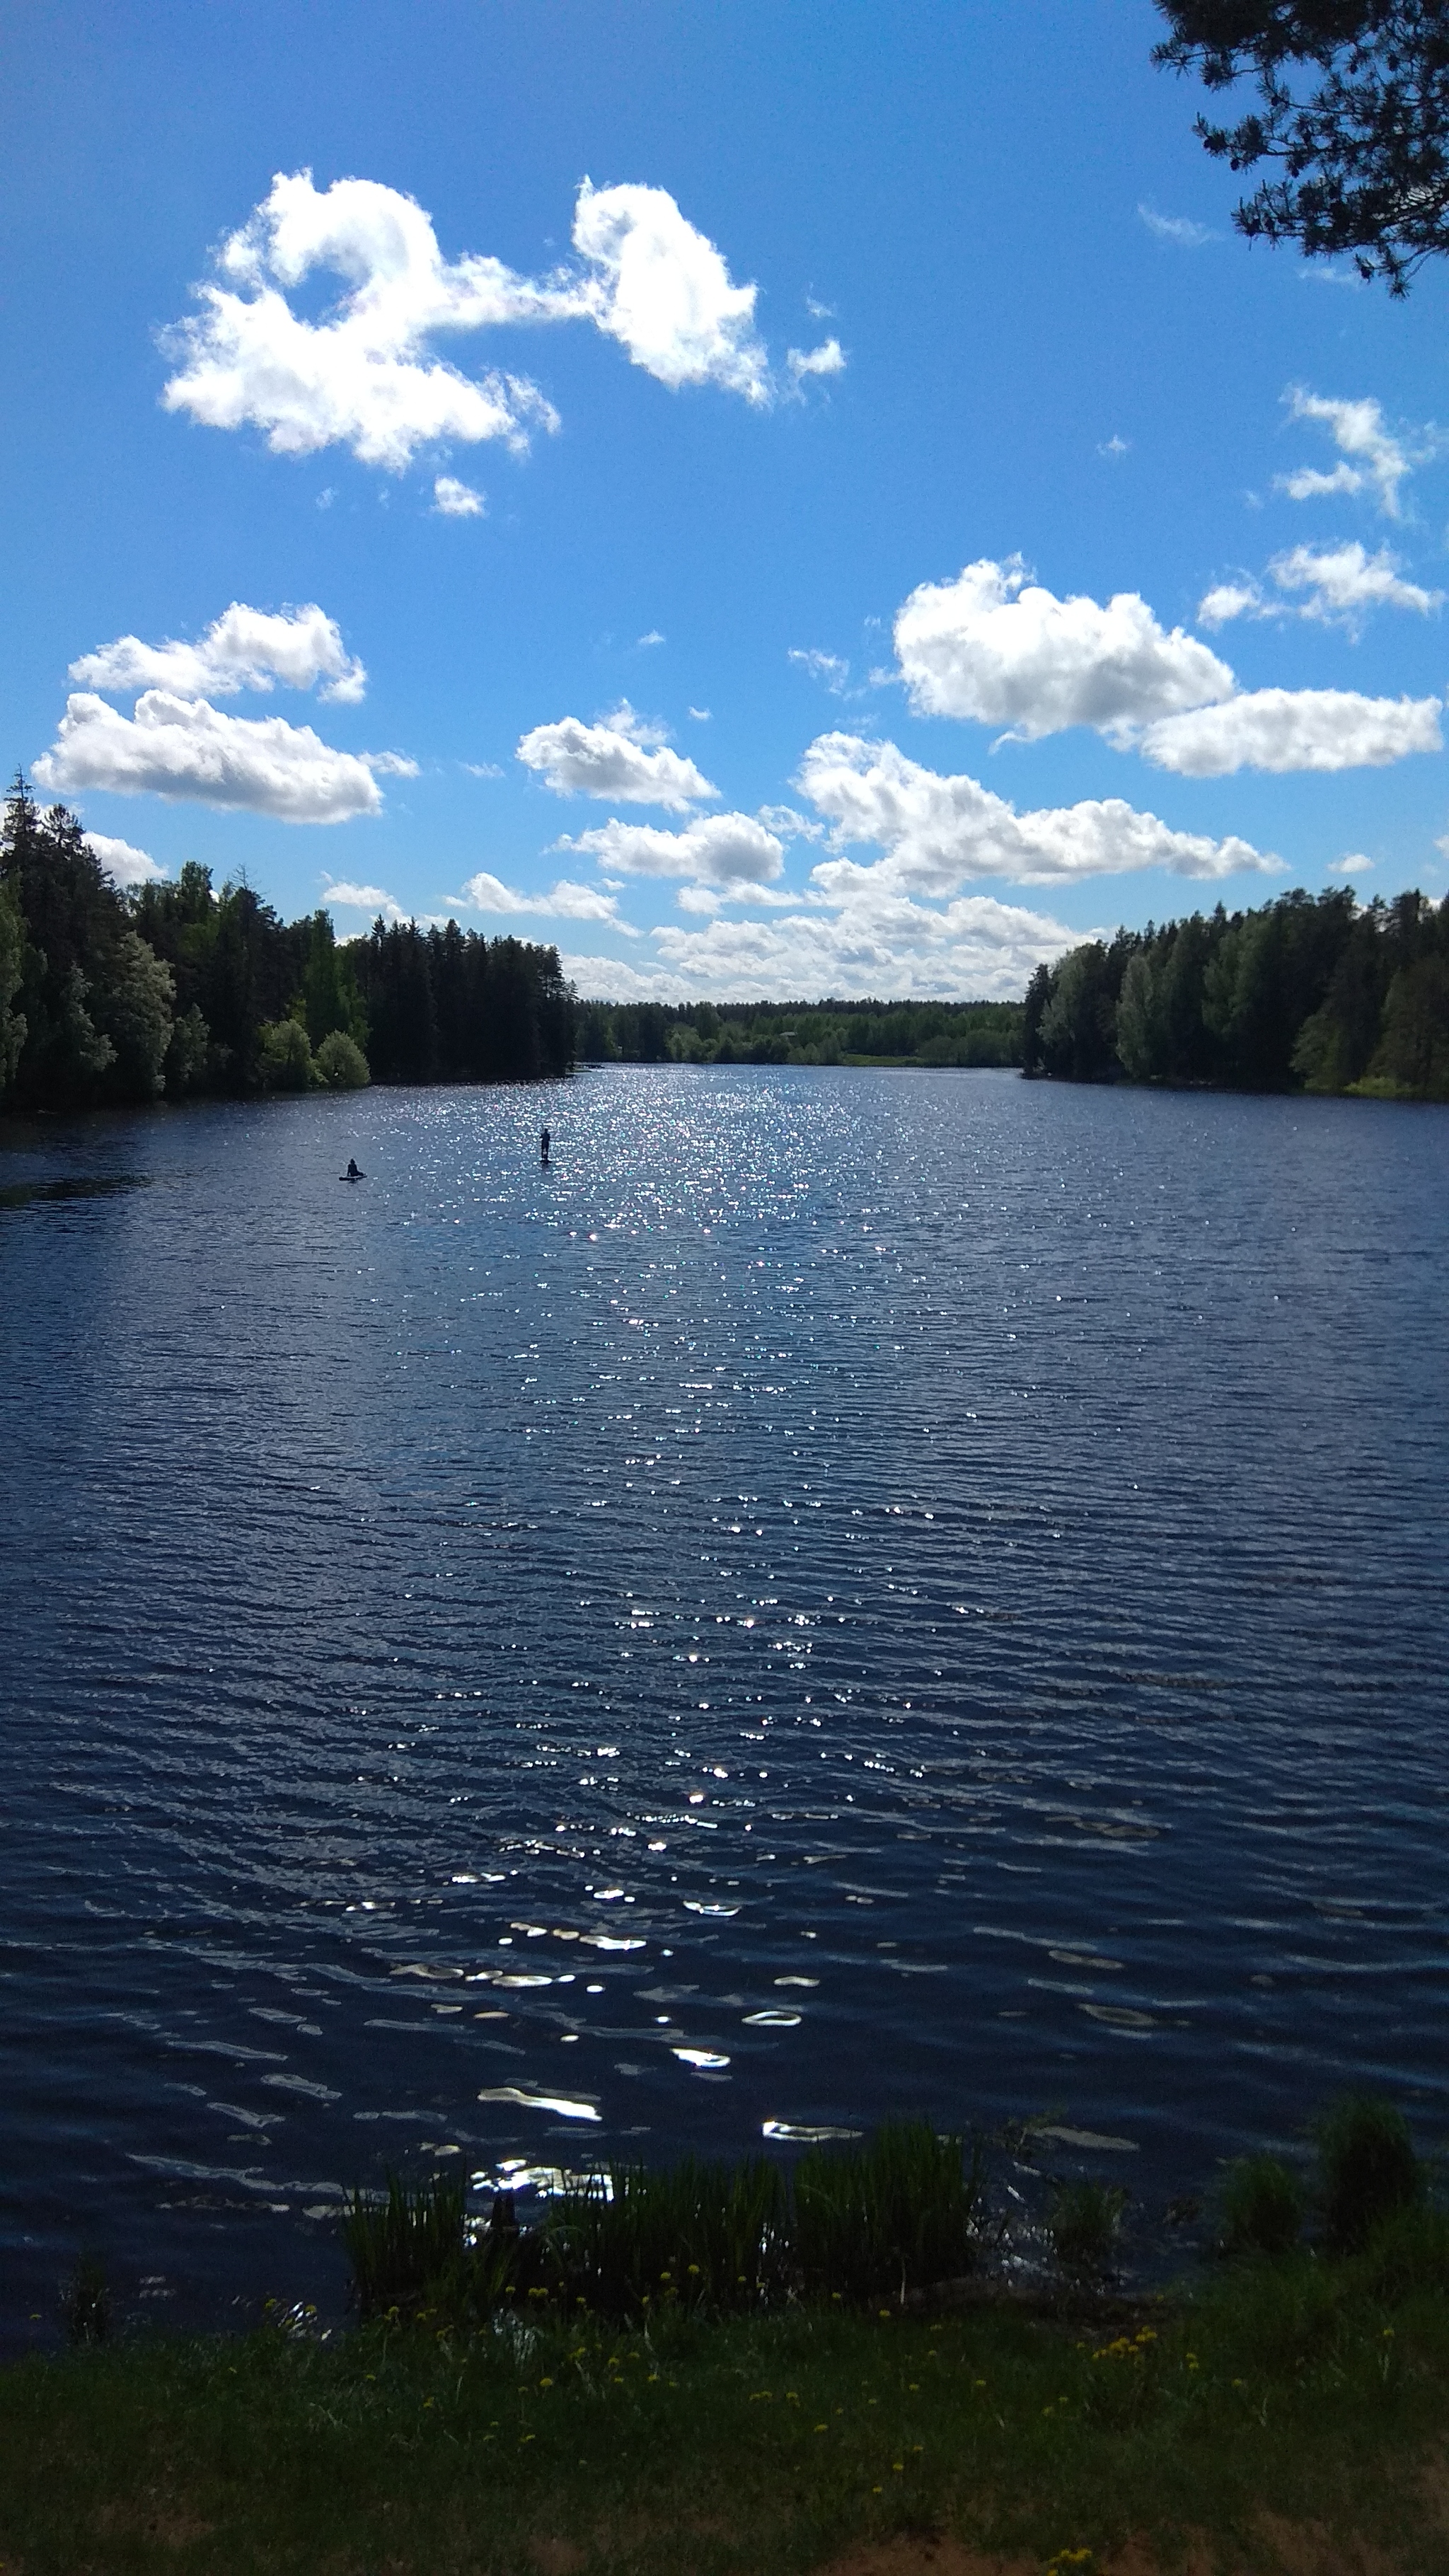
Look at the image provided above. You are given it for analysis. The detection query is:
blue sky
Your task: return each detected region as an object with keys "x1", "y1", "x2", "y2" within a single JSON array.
[{"x1": 8, "y1": 0, "x2": 1449, "y2": 999}]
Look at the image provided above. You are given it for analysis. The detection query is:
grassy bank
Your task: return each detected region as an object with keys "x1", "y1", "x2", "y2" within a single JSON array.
[
  {"x1": 3, "y1": 2241, "x2": 1449, "y2": 2574},
  {"x1": 5, "y1": 2106, "x2": 1447, "y2": 2573}
]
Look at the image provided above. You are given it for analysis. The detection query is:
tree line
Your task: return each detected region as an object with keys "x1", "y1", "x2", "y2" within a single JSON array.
[
  {"x1": 0, "y1": 777, "x2": 575, "y2": 1111},
  {"x1": 1024, "y1": 885, "x2": 1449, "y2": 1099},
  {"x1": 576, "y1": 997, "x2": 1024, "y2": 1068}
]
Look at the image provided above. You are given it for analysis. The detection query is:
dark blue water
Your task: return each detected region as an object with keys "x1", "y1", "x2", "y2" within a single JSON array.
[{"x1": 2, "y1": 1068, "x2": 1445, "y2": 2339}]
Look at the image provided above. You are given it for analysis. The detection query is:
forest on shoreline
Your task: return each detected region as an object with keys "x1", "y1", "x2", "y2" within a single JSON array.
[
  {"x1": 6, "y1": 768, "x2": 1448, "y2": 1111},
  {"x1": 575, "y1": 996, "x2": 1024, "y2": 1066},
  {"x1": 0, "y1": 778, "x2": 574, "y2": 1111},
  {"x1": 1025, "y1": 884, "x2": 1449, "y2": 1100}
]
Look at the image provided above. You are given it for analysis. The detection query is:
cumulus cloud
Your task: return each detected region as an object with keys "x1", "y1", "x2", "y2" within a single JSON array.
[
  {"x1": 1327, "y1": 852, "x2": 1374, "y2": 876},
  {"x1": 636, "y1": 630, "x2": 665, "y2": 648},
  {"x1": 1140, "y1": 688, "x2": 1442, "y2": 775},
  {"x1": 85, "y1": 831, "x2": 168, "y2": 887},
  {"x1": 571, "y1": 178, "x2": 768, "y2": 401},
  {"x1": 516, "y1": 710, "x2": 717, "y2": 809},
  {"x1": 894, "y1": 557, "x2": 1235, "y2": 737},
  {"x1": 456, "y1": 870, "x2": 635, "y2": 930},
  {"x1": 796, "y1": 732, "x2": 1271, "y2": 886},
  {"x1": 1279, "y1": 390, "x2": 1424, "y2": 518},
  {"x1": 559, "y1": 885, "x2": 1081, "y2": 1004},
  {"x1": 71, "y1": 601, "x2": 367, "y2": 703},
  {"x1": 787, "y1": 337, "x2": 845, "y2": 383},
  {"x1": 323, "y1": 877, "x2": 410, "y2": 923},
  {"x1": 561, "y1": 811, "x2": 785, "y2": 891},
  {"x1": 433, "y1": 474, "x2": 485, "y2": 515},
  {"x1": 36, "y1": 691, "x2": 413, "y2": 821},
  {"x1": 1138, "y1": 204, "x2": 1216, "y2": 246},
  {"x1": 161, "y1": 169, "x2": 771, "y2": 472},
  {"x1": 687, "y1": 705, "x2": 711, "y2": 722}
]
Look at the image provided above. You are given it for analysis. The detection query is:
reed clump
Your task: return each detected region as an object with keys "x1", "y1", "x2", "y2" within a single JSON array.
[{"x1": 343, "y1": 2119, "x2": 983, "y2": 2324}]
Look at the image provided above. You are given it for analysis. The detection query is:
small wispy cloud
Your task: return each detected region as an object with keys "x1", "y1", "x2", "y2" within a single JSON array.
[
  {"x1": 1098, "y1": 434, "x2": 1130, "y2": 460},
  {"x1": 1327, "y1": 852, "x2": 1373, "y2": 876},
  {"x1": 687, "y1": 705, "x2": 712, "y2": 722},
  {"x1": 636, "y1": 630, "x2": 666, "y2": 648},
  {"x1": 461, "y1": 761, "x2": 503, "y2": 778},
  {"x1": 787, "y1": 338, "x2": 845, "y2": 386},
  {"x1": 789, "y1": 647, "x2": 850, "y2": 693},
  {"x1": 1138, "y1": 204, "x2": 1216, "y2": 247}
]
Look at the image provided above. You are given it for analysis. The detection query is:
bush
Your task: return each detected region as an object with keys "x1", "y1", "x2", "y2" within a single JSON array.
[
  {"x1": 258, "y1": 1017, "x2": 315, "y2": 1092},
  {"x1": 315, "y1": 1029, "x2": 370, "y2": 1090},
  {"x1": 1315, "y1": 2096, "x2": 1421, "y2": 2254},
  {"x1": 1215, "y1": 2155, "x2": 1304, "y2": 2260},
  {"x1": 1049, "y1": 2180, "x2": 1127, "y2": 2280},
  {"x1": 1356, "y1": 2202, "x2": 1449, "y2": 2301}
]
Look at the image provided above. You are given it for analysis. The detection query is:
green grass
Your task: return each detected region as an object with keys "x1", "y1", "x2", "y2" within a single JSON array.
[{"x1": 4, "y1": 2234, "x2": 1449, "y2": 2575}]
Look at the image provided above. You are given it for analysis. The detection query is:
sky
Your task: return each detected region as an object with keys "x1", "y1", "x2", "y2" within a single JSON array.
[{"x1": 8, "y1": 0, "x2": 1449, "y2": 1002}]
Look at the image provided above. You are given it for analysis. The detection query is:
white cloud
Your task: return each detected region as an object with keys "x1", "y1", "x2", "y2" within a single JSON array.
[
  {"x1": 571, "y1": 178, "x2": 768, "y2": 402},
  {"x1": 85, "y1": 831, "x2": 168, "y2": 887},
  {"x1": 161, "y1": 170, "x2": 770, "y2": 474},
  {"x1": 1098, "y1": 434, "x2": 1130, "y2": 459},
  {"x1": 323, "y1": 877, "x2": 410, "y2": 923},
  {"x1": 516, "y1": 711, "x2": 717, "y2": 809},
  {"x1": 894, "y1": 557, "x2": 1235, "y2": 737},
  {"x1": 456, "y1": 870, "x2": 635, "y2": 930},
  {"x1": 757, "y1": 802, "x2": 827, "y2": 842},
  {"x1": 686, "y1": 705, "x2": 711, "y2": 722},
  {"x1": 1197, "y1": 580, "x2": 1264, "y2": 628},
  {"x1": 1279, "y1": 390, "x2": 1425, "y2": 518},
  {"x1": 36, "y1": 691, "x2": 412, "y2": 821},
  {"x1": 1138, "y1": 204, "x2": 1216, "y2": 246},
  {"x1": 789, "y1": 647, "x2": 851, "y2": 693},
  {"x1": 71, "y1": 601, "x2": 367, "y2": 703},
  {"x1": 636, "y1": 630, "x2": 666, "y2": 648},
  {"x1": 1268, "y1": 541, "x2": 1441, "y2": 626},
  {"x1": 1198, "y1": 542, "x2": 1440, "y2": 631},
  {"x1": 562, "y1": 810, "x2": 785, "y2": 891},
  {"x1": 796, "y1": 732, "x2": 1271, "y2": 885},
  {"x1": 433, "y1": 474, "x2": 485, "y2": 516},
  {"x1": 162, "y1": 171, "x2": 564, "y2": 469},
  {"x1": 560, "y1": 884, "x2": 1080, "y2": 1003},
  {"x1": 462, "y1": 760, "x2": 503, "y2": 778},
  {"x1": 1140, "y1": 688, "x2": 1442, "y2": 775},
  {"x1": 1327, "y1": 853, "x2": 1374, "y2": 875},
  {"x1": 787, "y1": 337, "x2": 845, "y2": 383}
]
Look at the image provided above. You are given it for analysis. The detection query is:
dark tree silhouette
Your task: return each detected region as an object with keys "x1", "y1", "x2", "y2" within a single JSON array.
[{"x1": 1154, "y1": 2, "x2": 1449, "y2": 291}]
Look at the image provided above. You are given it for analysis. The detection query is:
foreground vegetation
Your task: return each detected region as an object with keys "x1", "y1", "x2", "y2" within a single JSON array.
[
  {"x1": 6, "y1": 2224, "x2": 1449, "y2": 2573},
  {"x1": 6, "y1": 2101, "x2": 1448, "y2": 2574},
  {"x1": 1025, "y1": 884, "x2": 1449, "y2": 1099},
  {"x1": 0, "y1": 777, "x2": 573, "y2": 1109}
]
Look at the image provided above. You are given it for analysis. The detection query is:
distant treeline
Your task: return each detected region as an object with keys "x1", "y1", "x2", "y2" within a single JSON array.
[
  {"x1": 577, "y1": 997, "x2": 1024, "y2": 1067},
  {"x1": 1024, "y1": 886, "x2": 1449, "y2": 1101},
  {"x1": 0, "y1": 776, "x2": 574, "y2": 1111}
]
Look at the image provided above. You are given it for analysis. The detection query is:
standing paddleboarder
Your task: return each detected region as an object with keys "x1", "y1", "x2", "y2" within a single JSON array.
[{"x1": 540, "y1": 1128, "x2": 551, "y2": 1166}]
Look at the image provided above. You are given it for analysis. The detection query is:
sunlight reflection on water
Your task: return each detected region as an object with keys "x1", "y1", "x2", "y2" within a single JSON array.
[{"x1": 1, "y1": 1068, "x2": 1445, "y2": 2332}]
